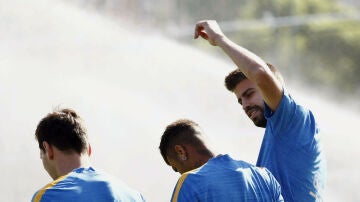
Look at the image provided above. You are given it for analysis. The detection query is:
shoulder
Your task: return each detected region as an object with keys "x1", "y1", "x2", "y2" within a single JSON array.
[
  {"x1": 265, "y1": 89, "x2": 317, "y2": 129},
  {"x1": 171, "y1": 172, "x2": 197, "y2": 202},
  {"x1": 253, "y1": 167, "x2": 282, "y2": 191},
  {"x1": 31, "y1": 175, "x2": 69, "y2": 202},
  {"x1": 88, "y1": 168, "x2": 145, "y2": 200},
  {"x1": 268, "y1": 90, "x2": 313, "y2": 115}
]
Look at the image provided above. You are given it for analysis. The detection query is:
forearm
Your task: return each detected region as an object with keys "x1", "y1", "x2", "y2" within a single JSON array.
[
  {"x1": 194, "y1": 20, "x2": 283, "y2": 110},
  {"x1": 216, "y1": 36, "x2": 283, "y2": 111},
  {"x1": 215, "y1": 36, "x2": 268, "y2": 83}
]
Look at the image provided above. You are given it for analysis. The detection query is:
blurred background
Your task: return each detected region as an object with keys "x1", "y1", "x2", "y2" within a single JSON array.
[{"x1": 0, "y1": 0, "x2": 359, "y2": 201}]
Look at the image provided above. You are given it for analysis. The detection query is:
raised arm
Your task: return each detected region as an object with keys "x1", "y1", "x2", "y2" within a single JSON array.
[{"x1": 194, "y1": 20, "x2": 283, "y2": 111}]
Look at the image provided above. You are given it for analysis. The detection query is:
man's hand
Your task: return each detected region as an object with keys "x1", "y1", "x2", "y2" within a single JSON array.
[{"x1": 194, "y1": 20, "x2": 225, "y2": 46}]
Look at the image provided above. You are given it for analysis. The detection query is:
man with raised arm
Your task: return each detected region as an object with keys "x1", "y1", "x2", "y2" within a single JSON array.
[{"x1": 194, "y1": 20, "x2": 326, "y2": 201}]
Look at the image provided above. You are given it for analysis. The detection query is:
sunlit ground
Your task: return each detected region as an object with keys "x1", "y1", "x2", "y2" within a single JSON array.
[{"x1": 0, "y1": 0, "x2": 359, "y2": 201}]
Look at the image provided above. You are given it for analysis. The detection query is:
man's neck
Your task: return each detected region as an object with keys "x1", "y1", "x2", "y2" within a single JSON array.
[{"x1": 54, "y1": 153, "x2": 90, "y2": 179}]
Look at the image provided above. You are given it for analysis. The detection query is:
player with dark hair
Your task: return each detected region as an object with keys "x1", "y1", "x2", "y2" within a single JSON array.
[
  {"x1": 194, "y1": 20, "x2": 326, "y2": 201},
  {"x1": 32, "y1": 108, "x2": 145, "y2": 202},
  {"x1": 159, "y1": 119, "x2": 283, "y2": 202}
]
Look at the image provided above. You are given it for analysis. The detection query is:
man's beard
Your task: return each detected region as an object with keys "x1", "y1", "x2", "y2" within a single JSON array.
[
  {"x1": 253, "y1": 114, "x2": 267, "y2": 128},
  {"x1": 245, "y1": 106, "x2": 267, "y2": 128}
]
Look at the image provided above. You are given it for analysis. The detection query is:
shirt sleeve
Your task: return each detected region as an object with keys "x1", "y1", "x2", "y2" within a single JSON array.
[{"x1": 264, "y1": 90, "x2": 318, "y2": 147}]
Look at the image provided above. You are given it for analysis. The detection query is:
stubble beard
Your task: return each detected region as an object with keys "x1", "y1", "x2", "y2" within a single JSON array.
[
  {"x1": 253, "y1": 115, "x2": 267, "y2": 128},
  {"x1": 246, "y1": 106, "x2": 267, "y2": 128}
]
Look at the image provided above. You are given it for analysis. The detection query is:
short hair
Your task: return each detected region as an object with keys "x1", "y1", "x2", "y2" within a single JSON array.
[
  {"x1": 159, "y1": 119, "x2": 203, "y2": 165},
  {"x1": 225, "y1": 63, "x2": 284, "y2": 92},
  {"x1": 35, "y1": 108, "x2": 88, "y2": 154}
]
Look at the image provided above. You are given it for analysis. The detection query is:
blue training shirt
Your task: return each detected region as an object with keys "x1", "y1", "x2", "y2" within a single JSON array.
[
  {"x1": 257, "y1": 90, "x2": 326, "y2": 201},
  {"x1": 171, "y1": 154, "x2": 283, "y2": 202},
  {"x1": 32, "y1": 167, "x2": 145, "y2": 202}
]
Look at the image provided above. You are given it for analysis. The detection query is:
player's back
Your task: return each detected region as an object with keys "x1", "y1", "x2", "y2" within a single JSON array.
[
  {"x1": 32, "y1": 167, "x2": 145, "y2": 202},
  {"x1": 173, "y1": 154, "x2": 283, "y2": 202}
]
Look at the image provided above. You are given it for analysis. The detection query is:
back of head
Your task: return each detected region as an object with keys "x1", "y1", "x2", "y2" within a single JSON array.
[
  {"x1": 35, "y1": 108, "x2": 88, "y2": 154},
  {"x1": 159, "y1": 119, "x2": 207, "y2": 165},
  {"x1": 225, "y1": 63, "x2": 285, "y2": 92}
]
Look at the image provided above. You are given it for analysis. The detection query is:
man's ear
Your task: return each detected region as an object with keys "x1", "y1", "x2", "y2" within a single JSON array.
[
  {"x1": 42, "y1": 141, "x2": 54, "y2": 160},
  {"x1": 174, "y1": 145, "x2": 187, "y2": 161},
  {"x1": 87, "y1": 143, "x2": 92, "y2": 156}
]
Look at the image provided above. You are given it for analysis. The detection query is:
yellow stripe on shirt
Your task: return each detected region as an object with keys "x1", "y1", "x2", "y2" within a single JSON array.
[
  {"x1": 33, "y1": 175, "x2": 68, "y2": 202},
  {"x1": 172, "y1": 173, "x2": 190, "y2": 202}
]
